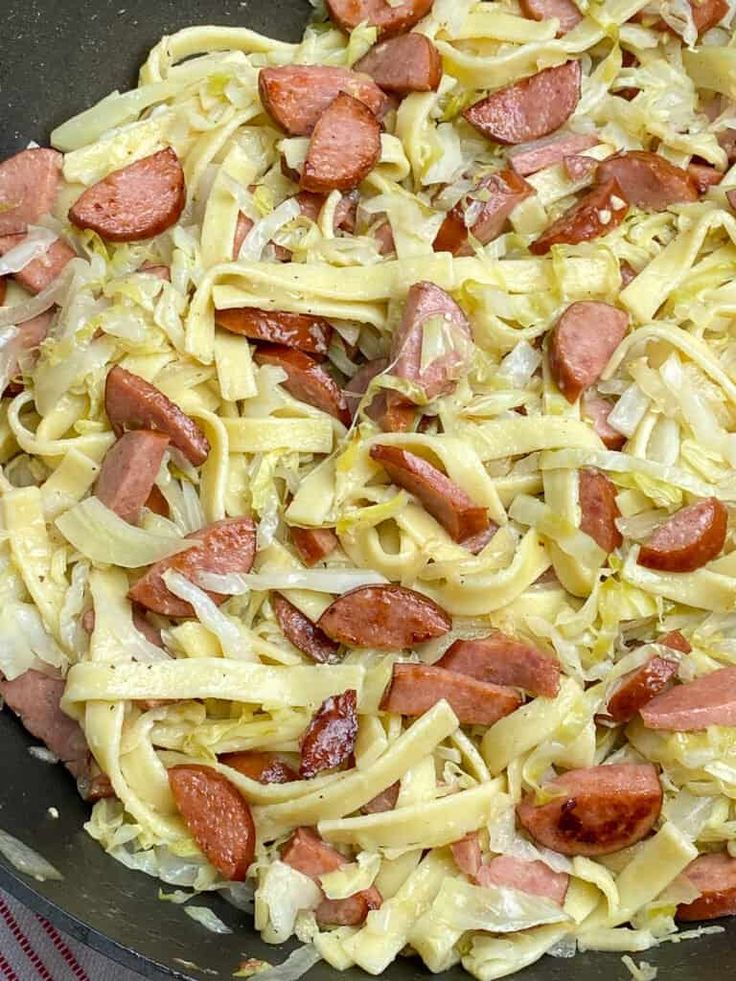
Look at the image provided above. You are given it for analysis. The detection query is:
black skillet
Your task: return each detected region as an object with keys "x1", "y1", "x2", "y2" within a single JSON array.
[{"x1": 0, "y1": 1, "x2": 732, "y2": 977}]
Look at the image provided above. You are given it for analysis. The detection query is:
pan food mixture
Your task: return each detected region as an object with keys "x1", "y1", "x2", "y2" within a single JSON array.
[{"x1": 3, "y1": 0, "x2": 736, "y2": 976}]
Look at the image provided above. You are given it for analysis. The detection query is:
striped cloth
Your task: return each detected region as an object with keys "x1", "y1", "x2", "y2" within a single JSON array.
[{"x1": 0, "y1": 890, "x2": 144, "y2": 980}]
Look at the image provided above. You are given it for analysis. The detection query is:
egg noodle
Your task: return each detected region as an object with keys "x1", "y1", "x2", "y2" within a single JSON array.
[{"x1": 2, "y1": 0, "x2": 736, "y2": 977}]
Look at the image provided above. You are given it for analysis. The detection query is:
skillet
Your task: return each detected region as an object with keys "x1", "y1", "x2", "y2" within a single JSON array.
[{"x1": 0, "y1": 1, "x2": 733, "y2": 977}]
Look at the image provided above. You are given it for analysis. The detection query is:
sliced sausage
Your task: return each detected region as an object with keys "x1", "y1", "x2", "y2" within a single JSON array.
[
  {"x1": 168, "y1": 765, "x2": 255, "y2": 881},
  {"x1": 140, "y1": 263, "x2": 171, "y2": 281},
  {"x1": 688, "y1": 163, "x2": 723, "y2": 195},
  {"x1": 94, "y1": 430, "x2": 170, "y2": 524},
  {"x1": 300, "y1": 689, "x2": 358, "y2": 779},
  {"x1": 579, "y1": 468, "x2": 622, "y2": 554},
  {"x1": 361, "y1": 781, "x2": 400, "y2": 814},
  {"x1": 464, "y1": 61, "x2": 582, "y2": 145},
  {"x1": 390, "y1": 281, "x2": 473, "y2": 402},
  {"x1": 530, "y1": 179, "x2": 629, "y2": 254},
  {"x1": 252, "y1": 344, "x2": 351, "y2": 425},
  {"x1": 3, "y1": 310, "x2": 54, "y2": 389},
  {"x1": 381, "y1": 663, "x2": 522, "y2": 725},
  {"x1": 290, "y1": 526, "x2": 339, "y2": 566},
  {"x1": 219, "y1": 751, "x2": 298, "y2": 784},
  {"x1": 294, "y1": 190, "x2": 359, "y2": 232},
  {"x1": 659, "y1": 629, "x2": 691, "y2": 654},
  {"x1": 301, "y1": 93, "x2": 381, "y2": 194},
  {"x1": 563, "y1": 153, "x2": 597, "y2": 182},
  {"x1": 0, "y1": 148, "x2": 63, "y2": 236},
  {"x1": 690, "y1": 0, "x2": 728, "y2": 33},
  {"x1": 215, "y1": 308, "x2": 332, "y2": 355},
  {"x1": 368, "y1": 391, "x2": 417, "y2": 433},
  {"x1": 677, "y1": 853, "x2": 736, "y2": 922},
  {"x1": 272, "y1": 593, "x2": 340, "y2": 664},
  {"x1": 640, "y1": 666, "x2": 736, "y2": 731},
  {"x1": 0, "y1": 234, "x2": 76, "y2": 295},
  {"x1": 619, "y1": 261, "x2": 638, "y2": 287},
  {"x1": 461, "y1": 523, "x2": 499, "y2": 555},
  {"x1": 145, "y1": 485, "x2": 170, "y2": 518},
  {"x1": 519, "y1": 0, "x2": 582, "y2": 33},
  {"x1": 354, "y1": 34, "x2": 442, "y2": 95},
  {"x1": 517, "y1": 763, "x2": 663, "y2": 857},
  {"x1": 325, "y1": 0, "x2": 434, "y2": 36},
  {"x1": 374, "y1": 220, "x2": 395, "y2": 255},
  {"x1": 582, "y1": 394, "x2": 626, "y2": 450},
  {"x1": 104, "y1": 365, "x2": 210, "y2": 467},
  {"x1": 451, "y1": 833, "x2": 483, "y2": 879},
  {"x1": 128, "y1": 516, "x2": 257, "y2": 617},
  {"x1": 477, "y1": 856, "x2": 570, "y2": 904},
  {"x1": 68, "y1": 148, "x2": 186, "y2": 243},
  {"x1": 606, "y1": 657, "x2": 679, "y2": 723},
  {"x1": 638, "y1": 497, "x2": 727, "y2": 573},
  {"x1": 433, "y1": 169, "x2": 532, "y2": 256},
  {"x1": 437, "y1": 632, "x2": 561, "y2": 697},
  {"x1": 259, "y1": 66, "x2": 388, "y2": 137},
  {"x1": 318, "y1": 584, "x2": 451, "y2": 650},
  {"x1": 596, "y1": 152, "x2": 698, "y2": 211},
  {"x1": 369, "y1": 443, "x2": 489, "y2": 544},
  {"x1": 508, "y1": 133, "x2": 597, "y2": 177},
  {"x1": 549, "y1": 301, "x2": 629, "y2": 404}
]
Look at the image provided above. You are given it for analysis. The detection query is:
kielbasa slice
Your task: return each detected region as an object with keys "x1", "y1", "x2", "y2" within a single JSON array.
[
  {"x1": 0, "y1": 234, "x2": 76, "y2": 295},
  {"x1": 290, "y1": 526, "x2": 339, "y2": 566},
  {"x1": 638, "y1": 497, "x2": 727, "y2": 573},
  {"x1": 517, "y1": 763, "x2": 663, "y2": 856},
  {"x1": 301, "y1": 93, "x2": 381, "y2": 194},
  {"x1": 451, "y1": 833, "x2": 483, "y2": 879},
  {"x1": 596, "y1": 152, "x2": 698, "y2": 211},
  {"x1": 579, "y1": 468, "x2": 622, "y2": 554},
  {"x1": 582, "y1": 394, "x2": 625, "y2": 450},
  {"x1": 0, "y1": 148, "x2": 63, "y2": 236},
  {"x1": 300, "y1": 689, "x2": 358, "y2": 778},
  {"x1": 361, "y1": 781, "x2": 400, "y2": 814},
  {"x1": 563, "y1": 153, "x2": 597, "y2": 182},
  {"x1": 370, "y1": 443, "x2": 489, "y2": 544},
  {"x1": 606, "y1": 657, "x2": 679, "y2": 723},
  {"x1": 168, "y1": 765, "x2": 255, "y2": 881},
  {"x1": 437, "y1": 632, "x2": 561, "y2": 697},
  {"x1": 145, "y1": 485, "x2": 170, "y2": 518},
  {"x1": 678, "y1": 853, "x2": 736, "y2": 922},
  {"x1": 68, "y1": 148, "x2": 186, "y2": 243},
  {"x1": 433, "y1": 169, "x2": 532, "y2": 256},
  {"x1": 659, "y1": 630, "x2": 692, "y2": 654},
  {"x1": 259, "y1": 65, "x2": 388, "y2": 137},
  {"x1": 464, "y1": 61, "x2": 582, "y2": 145},
  {"x1": 690, "y1": 0, "x2": 728, "y2": 33},
  {"x1": 3, "y1": 310, "x2": 54, "y2": 388},
  {"x1": 549, "y1": 301, "x2": 628, "y2": 404},
  {"x1": 530, "y1": 179, "x2": 629, "y2": 254},
  {"x1": 253, "y1": 344, "x2": 350, "y2": 424},
  {"x1": 519, "y1": 0, "x2": 582, "y2": 33},
  {"x1": 477, "y1": 855, "x2": 570, "y2": 904},
  {"x1": 640, "y1": 666, "x2": 736, "y2": 731},
  {"x1": 318, "y1": 584, "x2": 451, "y2": 650},
  {"x1": 272, "y1": 593, "x2": 340, "y2": 664},
  {"x1": 508, "y1": 132, "x2": 597, "y2": 177},
  {"x1": 390, "y1": 281, "x2": 473, "y2": 402},
  {"x1": 215, "y1": 308, "x2": 332, "y2": 355},
  {"x1": 325, "y1": 0, "x2": 434, "y2": 36},
  {"x1": 104, "y1": 365, "x2": 210, "y2": 467},
  {"x1": 220, "y1": 751, "x2": 298, "y2": 785},
  {"x1": 94, "y1": 430, "x2": 170, "y2": 524},
  {"x1": 688, "y1": 163, "x2": 723, "y2": 195},
  {"x1": 368, "y1": 391, "x2": 417, "y2": 433},
  {"x1": 128, "y1": 516, "x2": 257, "y2": 617},
  {"x1": 381, "y1": 663, "x2": 522, "y2": 725},
  {"x1": 354, "y1": 34, "x2": 442, "y2": 95}
]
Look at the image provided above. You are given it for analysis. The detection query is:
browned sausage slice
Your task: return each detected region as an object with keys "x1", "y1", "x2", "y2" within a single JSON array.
[
  {"x1": 508, "y1": 133, "x2": 597, "y2": 177},
  {"x1": 519, "y1": 0, "x2": 582, "y2": 33},
  {"x1": 530, "y1": 179, "x2": 629, "y2": 254},
  {"x1": 145, "y1": 485, "x2": 170, "y2": 518},
  {"x1": 688, "y1": 163, "x2": 723, "y2": 194},
  {"x1": 582, "y1": 394, "x2": 626, "y2": 450},
  {"x1": 451, "y1": 833, "x2": 483, "y2": 879},
  {"x1": 301, "y1": 93, "x2": 381, "y2": 194},
  {"x1": 380, "y1": 663, "x2": 522, "y2": 725},
  {"x1": 690, "y1": 0, "x2": 728, "y2": 33},
  {"x1": 596, "y1": 152, "x2": 698, "y2": 210},
  {"x1": 272, "y1": 593, "x2": 340, "y2": 664},
  {"x1": 259, "y1": 66, "x2": 388, "y2": 137},
  {"x1": 579, "y1": 469, "x2": 622, "y2": 554},
  {"x1": 437, "y1": 633, "x2": 561, "y2": 697},
  {"x1": 361, "y1": 781, "x2": 400, "y2": 814},
  {"x1": 3, "y1": 310, "x2": 54, "y2": 390},
  {"x1": 563, "y1": 153, "x2": 597, "y2": 182},
  {"x1": 638, "y1": 498, "x2": 727, "y2": 573},
  {"x1": 104, "y1": 365, "x2": 210, "y2": 467},
  {"x1": 215, "y1": 308, "x2": 332, "y2": 355},
  {"x1": 325, "y1": 0, "x2": 434, "y2": 36},
  {"x1": 433, "y1": 169, "x2": 533, "y2": 256},
  {"x1": 354, "y1": 34, "x2": 442, "y2": 95},
  {"x1": 128, "y1": 517, "x2": 257, "y2": 617},
  {"x1": 370, "y1": 444, "x2": 489, "y2": 544},
  {"x1": 299, "y1": 689, "x2": 358, "y2": 778},
  {"x1": 290, "y1": 526, "x2": 339, "y2": 566},
  {"x1": 0, "y1": 234, "x2": 76, "y2": 295},
  {"x1": 94, "y1": 430, "x2": 170, "y2": 524},
  {"x1": 677, "y1": 853, "x2": 736, "y2": 921},
  {"x1": 606, "y1": 657, "x2": 679, "y2": 723},
  {"x1": 68, "y1": 148, "x2": 186, "y2": 243},
  {"x1": 0, "y1": 148, "x2": 63, "y2": 236},
  {"x1": 476, "y1": 855, "x2": 569, "y2": 903},
  {"x1": 318, "y1": 584, "x2": 450, "y2": 650},
  {"x1": 220, "y1": 751, "x2": 298, "y2": 784},
  {"x1": 516, "y1": 763, "x2": 663, "y2": 856},
  {"x1": 168, "y1": 765, "x2": 255, "y2": 881},
  {"x1": 464, "y1": 61, "x2": 581, "y2": 145},
  {"x1": 253, "y1": 344, "x2": 351, "y2": 425},
  {"x1": 659, "y1": 629, "x2": 692, "y2": 654},
  {"x1": 640, "y1": 666, "x2": 736, "y2": 731},
  {"x1": 549, "y1": 301, "x2": 628, "y2": 404}
]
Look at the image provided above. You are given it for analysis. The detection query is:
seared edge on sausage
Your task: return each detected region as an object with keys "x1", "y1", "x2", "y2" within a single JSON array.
[{"x1": 318, "y1": 584, "x2": 451, "y2": 650}]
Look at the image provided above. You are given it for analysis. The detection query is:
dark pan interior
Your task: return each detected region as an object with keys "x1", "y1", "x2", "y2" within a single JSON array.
[{"x1": 0, "y1": 1, "x2": 733, "y2": 977}]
